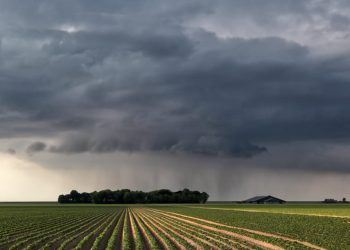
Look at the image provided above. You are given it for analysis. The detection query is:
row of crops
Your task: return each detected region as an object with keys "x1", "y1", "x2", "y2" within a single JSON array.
[
  {"x1": 0, "y1": 205, "x2": 330, "y2": 250},
  {"x1": 158, "y1": 205, "x2": 350, "y2": 249},
  {"x1": 190, "y1": 203, "x2": 350, "y2": 217}
]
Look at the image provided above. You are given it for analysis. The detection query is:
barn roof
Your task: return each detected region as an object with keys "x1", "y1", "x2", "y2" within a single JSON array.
[
  {"x1": 243, "y1": 195, "x2": 285, "y2": 203},
  {"x1": 244, "y1": 196, "x2": 267, "y2": 202}
]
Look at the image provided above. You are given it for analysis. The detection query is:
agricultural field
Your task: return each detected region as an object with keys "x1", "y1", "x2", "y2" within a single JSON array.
[
  {"x1": 0, "y1": 203, "x2": 349, "y2": 249},
  {"x1": 191, "y1": 203, "x2": 350, "y2": 217}
]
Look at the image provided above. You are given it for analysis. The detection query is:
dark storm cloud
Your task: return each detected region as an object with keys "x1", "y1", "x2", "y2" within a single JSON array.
[
  {"x1": 26, "y1": 142, "x2": 47, "y2": 155},
  {"x1": 48, "y1": 132, "x2": 267, "y2": 158},
  {"x1": 1, "y1": 1, "x2": 350, "y2": 164}
]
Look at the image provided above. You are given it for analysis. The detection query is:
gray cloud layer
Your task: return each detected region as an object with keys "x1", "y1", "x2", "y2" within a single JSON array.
[
  {"x1": 27, "y1": 142, "x2": 47, "y2": 155},
  {"x1": 1, "y1": 1, "x2": 350, "y2": 166}
]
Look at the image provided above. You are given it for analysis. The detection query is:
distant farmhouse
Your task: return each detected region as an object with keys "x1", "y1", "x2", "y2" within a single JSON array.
[{"x1": 242, "y1": 195, "x2": 285, "y2": 204}]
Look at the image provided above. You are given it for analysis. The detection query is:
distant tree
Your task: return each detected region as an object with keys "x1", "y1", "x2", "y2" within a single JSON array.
[
  {"x1": 58, "y1": 194, "x2": 69, "y2": 203},
  {"x1": 70, "y1": 190, "x2": 80, "y2": 203},
  {"x1": 91, "y1": 191, "x2": 100, "y2": 204},
  {"x1": 92, "y1": 189, "x2": 114, "y2": 204},
  {"x1": 200, "y1": 192, "x2": 209, "y2": 203},
  {"x1": 58, "y1": 188, "x2": 209, "y2": 204},
  {"x1": 80, "y1": 192, "x2": 92, "y2": 203},
  {"x1": 323, "y1": 198, "x2": 338, "y2": 203}
]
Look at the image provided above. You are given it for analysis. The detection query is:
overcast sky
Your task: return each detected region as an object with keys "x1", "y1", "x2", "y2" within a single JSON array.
[{"x1": 1, "y1": 0, "x2": 350, "y2": 201}]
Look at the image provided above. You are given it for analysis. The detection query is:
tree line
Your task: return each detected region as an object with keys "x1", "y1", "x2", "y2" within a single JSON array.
[{"x1": 58, "y1": 188, "x2": 209, "y2": 204}]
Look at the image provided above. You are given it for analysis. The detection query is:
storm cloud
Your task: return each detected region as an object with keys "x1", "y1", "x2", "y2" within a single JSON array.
[
  {"x1": 1, "y1": 1, "x2": 350, "y2": 169},
  {"x1": 27, "y1": 141, "x2": 47, "y2": 155}
]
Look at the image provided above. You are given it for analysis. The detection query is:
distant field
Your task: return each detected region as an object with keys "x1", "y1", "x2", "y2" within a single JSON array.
[
  {"x1": 191, "y1": 203, "x2": 350, "y2": 217},
  {"x1": 0, "y1": 203, "x2": 349, "y2": 249}
]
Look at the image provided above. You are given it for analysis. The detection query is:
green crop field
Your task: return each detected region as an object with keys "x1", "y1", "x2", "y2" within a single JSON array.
[
  {"x1": 191, "y1": 203, "x2": 350, "y2": 217},
  {"x1": 0, "y1": 203, "x2": 349, "y2": 249}
]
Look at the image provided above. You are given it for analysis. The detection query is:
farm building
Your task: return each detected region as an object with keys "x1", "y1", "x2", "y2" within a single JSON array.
[{"x1": 242, "y1": 195, "x2": 285, "y2": 204}]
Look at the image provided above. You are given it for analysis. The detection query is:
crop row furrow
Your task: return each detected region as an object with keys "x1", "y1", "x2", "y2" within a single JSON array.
[
  {"x1": 151, "y1": 208, "x2": 326, "y2": 250},
  {"x1": 0, "y1": 213, "x2": 83, "y2": 235},
  {"x1": 146, "y1": 209, "x2": 239, "y2": 249},
  {"x1": 58, "y1": 211, "x2": 116, "y2": 250},
  {"x1": 140, "y1": 210, "x2": 201, "y2": 249},
  {"x1": 0, "y1": 214, "x2": 93, "y2": 245},
  {"x1": 149, "y1": 209, "x2": 283, "y2": 250},
  {"x1": 26, "y1": 211, "x2": 111, "y2": 250},
  {"x1": 106, "y1": 209, "x2": 126, "y2": 250},
  {"x1": 142, "y1": 209, "x2": 225, "y2": 249},
  {"x1": 0, "y1": 208, "x2": 112, "y2": 240},
  {"x1": 41, "y1": 211, "x2": 111, "y2": 250},
  {"x1": 122, "y1": 209, "x2": 134, "y2": 250},
  {"x1": 91, "y1": 210, "x2": 123, "y2": 250},
  {"x1": 145, "y1": 209, "x2": 257, "y2": 250},
  {"x1": 4, "y1": 212, "x2": 103, "y2": 250},
  {"x1": 73, "y1": 209, "x2": 117, "y2": 250},
  {"x1": 0, "y1": 217, "x2": 72, "y2": 239},
  {"x1": 129, "y1": 208, "x2": 147, "y2": 250},
  {"x1": 130, "y1": 209, "x2": 161, "y2": 249},
  {"x1": 133, "y1": 210, "x2": 175, "y2": 250}
]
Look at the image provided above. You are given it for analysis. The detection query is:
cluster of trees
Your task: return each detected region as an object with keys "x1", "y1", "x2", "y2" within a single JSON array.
[
  {"x1": 323, "y1": 198, "x2": 348, "y2": 203},
  {"x1": 58, "y1": 189, "x2": 209, "y2": 204}
]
